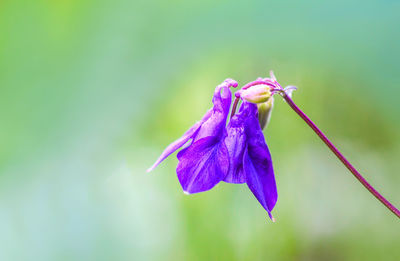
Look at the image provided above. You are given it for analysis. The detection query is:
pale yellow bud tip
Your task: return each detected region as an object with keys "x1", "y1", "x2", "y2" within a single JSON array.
[
  {"x1": 240, "y1": 85, "x2": 271, "y2": 104},
  {"x1": 258, "y1": 97, "x2": 274, "y2": 130}
]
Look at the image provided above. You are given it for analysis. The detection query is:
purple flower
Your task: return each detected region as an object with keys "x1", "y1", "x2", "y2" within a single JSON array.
[{"x1": 148, "y1": 78, "x2": 278, "y2": 220}]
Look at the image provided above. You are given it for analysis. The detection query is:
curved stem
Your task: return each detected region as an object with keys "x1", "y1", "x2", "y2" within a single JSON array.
[
  {"x1": 230, "y1": 97, "x2": 240, "y2": 119},
  {"x1": 282, "y1": 93, "x2": 400, "y2": 219}
]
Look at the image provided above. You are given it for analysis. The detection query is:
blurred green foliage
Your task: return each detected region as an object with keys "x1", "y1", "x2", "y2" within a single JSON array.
[{"x1": 0, "y1": 0, "x2": 399, "y2": 260}]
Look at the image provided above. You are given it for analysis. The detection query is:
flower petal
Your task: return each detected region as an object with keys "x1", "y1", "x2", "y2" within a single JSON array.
[
  {"x1": 242, "y1": 102, "x2": 277, "y2": 219},
  {"x1": 177, "y1": 136, "x2": 229, "y2": 193},
  {"x1": 147, "y1": 109, "x2": 212, "y2": 172},
  {"x1": 223, "y1": 127, "x2": 246, "y2": 183},
  {"x1": 177, "y1": 80, "x2": 233, "y2": 159},
  {"x1": 148, "y1": 79, "x2": 235, "y2": 172},
  {"x1": 223, "y1": 102, "x2": 250, "y2": 184},
  {"x1": 193, "y1": 81, "x2": 232, "y2": 141}
]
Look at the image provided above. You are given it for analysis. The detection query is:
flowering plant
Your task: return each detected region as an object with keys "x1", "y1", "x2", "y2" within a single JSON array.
[{"x1": 149, "y1": 71, "x2": 400, "y2": 221}]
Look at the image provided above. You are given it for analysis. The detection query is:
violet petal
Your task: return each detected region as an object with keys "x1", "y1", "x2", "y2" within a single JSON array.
[
  {"x1": 147, "y1": 109, "x2": 212, "y2": 172},
  {"x1": 223, "y1": 103, "x2": 250, "y2": 184},
  {"x1": 242, "y1": 102, "x2": 277, "y2": 219},
  {"x1": 177, "y1": 80, "x2": 233, "y2": 160},
  {"x1": 193, "y1": 81, "x2": 232, "y2": 141},
  {"x1": 148, "y1": 79, "x2": 235, "y2": 172},
  {"x1": 177, "y1": 136, "x2": 229, "y2": 193}
]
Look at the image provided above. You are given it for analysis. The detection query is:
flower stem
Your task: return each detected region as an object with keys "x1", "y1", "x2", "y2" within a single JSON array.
[
  {"x1": 230, "y1": 97, "x2": 240, "y2": 119},
  {"x1": 281, "y1": 93, "x2": 400, "y2": 219}
]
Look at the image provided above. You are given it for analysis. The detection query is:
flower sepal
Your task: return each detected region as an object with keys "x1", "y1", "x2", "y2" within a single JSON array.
[{"x1": 258, "y1": 97, "x2": 274, "y2": 130}]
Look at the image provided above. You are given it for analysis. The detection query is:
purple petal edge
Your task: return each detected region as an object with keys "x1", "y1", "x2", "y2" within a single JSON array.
[
  {"x1": 147, "y1": 109, "x2": 212, "y2": 172},
  {"x1": 148, "y1": 79, "x2": 237, "y2": 172},
  {"x1": 243, "y1": 102, "x2": 277, "y2": 220}
]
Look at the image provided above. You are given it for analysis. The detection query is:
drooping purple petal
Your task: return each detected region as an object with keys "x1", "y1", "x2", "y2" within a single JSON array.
[
  {"x1": 223, "y1": 126, "x2": 246, "y2": 183},
  {"x1": 191, "y1": 80, "x2": 233, "y2": 141},
  {"x1": 176, "y1": 80, "x2": 236, "y2": 192},
  {"x1": 242, "y1": 102, "x2": 277, "y2": 219},
  {"x1": 177, "y1": 136, "x2": 229, "y2": 193},
  {"x1": 148, "y1": 79, "x2": 237, "y2": 172},
  {"x1": 147, "y1": 109, "x2": 212, "y2": 172},
  {"x1": 176, "y1": 80, "x2": 234, "y2": 161},
  {"x1": 223, "y1": 103, "x2": 250, "y2": 184}
]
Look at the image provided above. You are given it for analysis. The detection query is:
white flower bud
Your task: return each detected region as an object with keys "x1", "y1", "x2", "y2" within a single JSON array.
[{"x1": 240, "y1": 85, "x2": 271, "y2": 104}]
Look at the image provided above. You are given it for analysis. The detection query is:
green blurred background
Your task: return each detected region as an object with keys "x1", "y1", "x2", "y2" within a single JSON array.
[{"x1": 1, "y1": 0, "x2": 399, "y2": 260}]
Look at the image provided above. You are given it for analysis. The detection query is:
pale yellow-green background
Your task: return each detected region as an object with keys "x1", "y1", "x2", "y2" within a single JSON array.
[{"x1": 0, "y1": 0, "x2": 399, "y2": 260}]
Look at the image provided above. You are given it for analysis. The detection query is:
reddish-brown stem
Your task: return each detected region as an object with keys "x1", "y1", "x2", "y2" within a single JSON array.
[
  {"x1": 282, "y1": 93, "x2": 400, "y2": 219},
  {"x1": 230, "y1": 97, "x2": 240, "y2": 119},
  {"x1": 232, "y1": 78, "x2": 399, "y2": 218}
]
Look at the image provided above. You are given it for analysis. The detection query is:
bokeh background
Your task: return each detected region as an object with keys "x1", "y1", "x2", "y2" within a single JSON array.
[{"x1": 1, "y1": 0, "x2": 399, "y2": 260}]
